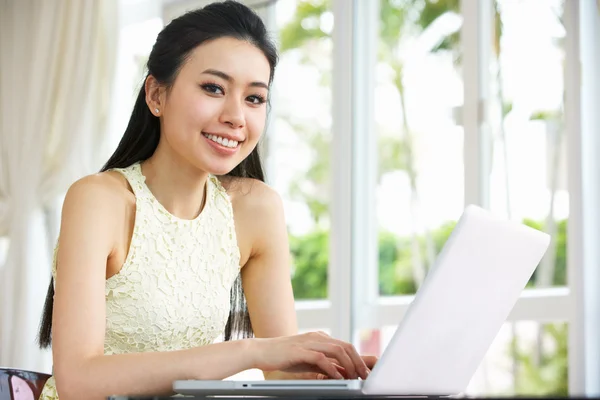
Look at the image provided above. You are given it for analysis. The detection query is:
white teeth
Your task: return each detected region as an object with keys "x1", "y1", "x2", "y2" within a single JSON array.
[{"x1": 204, "y1": 133, "x2": 239, "y2": 148}]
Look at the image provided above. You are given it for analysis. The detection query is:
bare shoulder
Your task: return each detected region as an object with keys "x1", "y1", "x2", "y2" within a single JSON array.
[
  {"x1": 220, "y1": 176, "x2": 283, "y2": 214},
  {"x1": 64, "y1": 171, "x2": 133, "y2": 210},
  {"x1": 218, "y1": 176, "x2": 285, "y2": 263},
  {"x1": 61, "y1": 170, "x2": 135, "y2": 232}
]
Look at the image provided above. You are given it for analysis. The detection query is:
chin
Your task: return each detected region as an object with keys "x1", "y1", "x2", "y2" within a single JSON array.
[
  {"x1": 201, "y1": 162, "x2": 239, "y2": 177},
  {"x1": 187, "y1": 150, "x2": 250, "y2": 176}
]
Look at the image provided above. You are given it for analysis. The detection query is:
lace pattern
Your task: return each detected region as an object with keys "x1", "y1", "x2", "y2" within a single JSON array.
[{"x1": 40, "y1": 163, "x2": 241, "y2": 399}]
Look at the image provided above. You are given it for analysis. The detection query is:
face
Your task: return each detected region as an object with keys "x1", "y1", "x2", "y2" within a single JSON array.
[{"x1": 148, "y1": 37, "x2": 271, "y2": 176}]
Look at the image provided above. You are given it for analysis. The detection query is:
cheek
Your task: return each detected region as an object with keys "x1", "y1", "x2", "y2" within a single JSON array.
[
  {"x1": 167, "y1": 92, "x2": 219, "y2": 131},
  {"x1": 246, "y1": 109, "x2": 267, "y2": 140},
  {"x1": 185, "y1": 97, "x2": 220, "y2": 127}
]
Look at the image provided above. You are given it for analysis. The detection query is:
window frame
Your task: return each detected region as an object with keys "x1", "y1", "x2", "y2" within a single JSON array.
[
  {"x1": 565, "y1": 0, "x2": 600, "y2": 395},
  {"x1": 326, "y1": 0, "x2": 597, "y2": 396}
]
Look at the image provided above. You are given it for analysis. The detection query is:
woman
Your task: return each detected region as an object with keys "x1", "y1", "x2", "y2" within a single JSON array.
[{"x1": 37, "y1": 1, "x2": 376, "y2": 399}]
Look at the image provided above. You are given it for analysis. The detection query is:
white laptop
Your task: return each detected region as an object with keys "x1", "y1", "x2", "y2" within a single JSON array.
[{"x1": 173, "y1": 204, "x2": 550, "y2": 397}]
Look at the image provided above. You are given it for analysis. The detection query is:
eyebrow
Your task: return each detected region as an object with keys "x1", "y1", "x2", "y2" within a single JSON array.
[{"x1": 201, "y1": 69, "x2": 269, "y2": 90}]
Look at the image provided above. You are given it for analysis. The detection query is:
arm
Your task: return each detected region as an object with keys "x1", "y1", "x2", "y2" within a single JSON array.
[
  {"x1": 235, "y1": 185, "x2": 297, "y2": 380},
  {"x1": 51, "y1": 176, "x2": 256, "y2": 400},
  {"x1": 236, "y1": 183, "x2": 370, "y2": 380},
  {"x1": 238, "y1": 184, "x2": 298, "y2": 340}
]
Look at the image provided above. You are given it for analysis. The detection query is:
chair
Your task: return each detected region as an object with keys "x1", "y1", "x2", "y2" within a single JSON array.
[{"x1": 0, "y1": 368, "x2": 51, "y2": 400}]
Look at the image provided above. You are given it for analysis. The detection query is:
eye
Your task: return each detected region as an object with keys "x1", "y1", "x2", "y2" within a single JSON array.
[
  {"x1": 247, "y1": 95, "x2": 266, "y2": 105},
  {"x1": 201, "y1": 83, "x2": 224, "y2": 95}
]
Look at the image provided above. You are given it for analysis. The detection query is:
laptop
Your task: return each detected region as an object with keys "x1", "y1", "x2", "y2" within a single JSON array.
[{"x1": 173, "y1": 204, "x2": 551, "y2": 397}]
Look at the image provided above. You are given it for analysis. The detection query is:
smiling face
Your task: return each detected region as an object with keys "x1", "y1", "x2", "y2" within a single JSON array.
[{"x1": 148, "y1": 36, "x2": 271, "y2": 176}]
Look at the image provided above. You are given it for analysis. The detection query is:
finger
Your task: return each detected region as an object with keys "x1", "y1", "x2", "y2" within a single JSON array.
[
  {"x1": 331, "y1": 340, "x2": 369, "y2": 379},
  {"x1": 300, "y1": 350, "x2": 344, "y2": 380},
  {"x1": 334, "y1": 363, "x2": 351, "y2": 379},
  {"x1": 317, "y1": 366, "x2": 345, "y2": 381},
  {"x1": 308, "y1": 342, "x2": 358, "y2": 379},
  {"x1": 361, "y1": 355, "x2": 378, "y2": 369},
  {"x1": 306, "y1": 332, "x2": 366, "y2": 379}
]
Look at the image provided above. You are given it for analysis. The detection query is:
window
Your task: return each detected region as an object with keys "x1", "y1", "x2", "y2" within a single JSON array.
[
  {"x1": 346, "y1": 0, "x2": 574, "y2": 396},
  {"x1": 480, "y1": 0, "x2": 568, "y2": 394},
  {"x1": 271, "y1": 0, "x2": 334, "y2": 301},
  {"x1": 375, "y1": 0, "x2": 463, "y2": 297},
  {"x1": 489, "y1": 0, "x2": 567, "y2": 289}
]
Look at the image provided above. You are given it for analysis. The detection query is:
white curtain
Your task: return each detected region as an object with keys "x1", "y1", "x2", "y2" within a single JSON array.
[{"x1": 0, "y1": 0, "x2": 118, "y2": 372}]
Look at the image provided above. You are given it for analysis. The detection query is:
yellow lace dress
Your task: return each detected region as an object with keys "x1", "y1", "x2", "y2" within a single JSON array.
[{"x1": 39, "y1": 162, "x2": 241, "y2": 399}]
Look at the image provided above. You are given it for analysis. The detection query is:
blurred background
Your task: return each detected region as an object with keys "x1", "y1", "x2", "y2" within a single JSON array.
[{"x1": 1, "y1": 0, "x2": 599, "y2": 397}]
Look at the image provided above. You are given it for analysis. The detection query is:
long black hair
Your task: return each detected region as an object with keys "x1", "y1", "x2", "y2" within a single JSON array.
[{"x1": 38, "y1": 0, "x2": 278, "y2": 349}]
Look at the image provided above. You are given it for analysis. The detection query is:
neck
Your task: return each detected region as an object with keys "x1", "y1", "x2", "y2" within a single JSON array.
[{"x1": 140, "y1": 148, "x2": 209, "y2": 220}]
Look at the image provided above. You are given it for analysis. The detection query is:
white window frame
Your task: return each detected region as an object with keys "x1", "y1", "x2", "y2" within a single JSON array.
[
  {"x1": 328, "y1": 0, "x2": 574, "y2": 363},
  {"x1": 326, "y1": 0, "x2": 600, "y2": 396},
  {"x1": 160, "y1": 0, "x2": 600, "y2": 394},
  {"x1": 565, "y1": 0, "x2": 600, "y2": 395}
]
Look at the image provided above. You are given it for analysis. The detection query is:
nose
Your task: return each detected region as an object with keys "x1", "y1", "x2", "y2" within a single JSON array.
[{"x1": 219, "y1": 97, "x2": 245, "y2": 129}]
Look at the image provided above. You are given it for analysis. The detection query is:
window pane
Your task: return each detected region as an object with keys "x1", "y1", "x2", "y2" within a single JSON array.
[
  {"x1": 272, "y1": 0, "x2": 333, "y2": 300},
  {"x1": 489, "y1": 0, "x2": 567, "y2": 287},
  {"x1": 357, "y1": 321, "x2": 568, "y2": 396},
  {"x1": 376, "y1": 0, "x2": 464, "y2": 296}
]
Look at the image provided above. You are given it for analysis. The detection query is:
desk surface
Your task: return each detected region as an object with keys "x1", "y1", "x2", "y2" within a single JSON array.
[
  {"x1": 108, "y1": 396, "x2": 450, "y2": 400},
  {"x1": 107, "y1": 396, "x2": 586, "y2": 400}
]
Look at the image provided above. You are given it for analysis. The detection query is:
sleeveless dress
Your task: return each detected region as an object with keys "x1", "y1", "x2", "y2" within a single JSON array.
[{"x1": 39, "y1": 162, "x2": 242, "y2": 399}]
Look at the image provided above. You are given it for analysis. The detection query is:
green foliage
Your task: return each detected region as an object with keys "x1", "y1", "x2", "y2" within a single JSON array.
[
  {"x1": 290, "y1": 217, "x2": 567, "y2": 297},
  {"x1": 523, "y1": 218, "x2": 567, "y2": 287},
  {"x1": 530, "y1": 109, "x2": 563, "y2": 122},
  {"x1": 513, "y1": 323, "x2": 569, "y2": 396},
  {"x1": 493, "y1": 1, "x2": 504, "y2": 57},
  {"x1": 278, "y1": 0, "x2": 462, "y2": 60},
  {"x1": 378, "y1": 231, "x2": 417, "y2": 295},
  {"x1": 416, "y1": 0, "x2": 460, "y2": 28},
  {"x1": 278, "y1": 0, "x2": 331, "y2": 53},
  {"x1": 416, "y1": 0, "x2": 460, "y2": 54},
  {"x1": 289, "y1": 229, "x2": 329, "y2": 299},
  {"x1": 379, "y1": 0, "x2": 410, "y2": 49}
]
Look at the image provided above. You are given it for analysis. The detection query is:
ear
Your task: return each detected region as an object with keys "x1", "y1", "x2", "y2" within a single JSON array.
[{"x1": 145, "y1": 75, "x2": 165, "y2": 116}]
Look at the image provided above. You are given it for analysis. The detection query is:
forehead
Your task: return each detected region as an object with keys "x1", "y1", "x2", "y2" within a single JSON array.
[{"x1": 182, "y1": 37, "x2": 271, "y2": 84}]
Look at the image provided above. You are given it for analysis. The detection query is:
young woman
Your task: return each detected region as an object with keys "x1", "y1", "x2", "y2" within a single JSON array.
[{"x1": 37, "y1": 1, "x2": 376, "y2": 399}]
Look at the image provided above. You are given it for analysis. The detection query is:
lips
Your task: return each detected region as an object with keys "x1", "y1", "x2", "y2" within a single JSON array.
[
  {"x1": 202, "y1": 133, "x2": 239, "y2": 148},
  {"x1": 202, "y1": 132, "x2": 241, "y2": 156}
]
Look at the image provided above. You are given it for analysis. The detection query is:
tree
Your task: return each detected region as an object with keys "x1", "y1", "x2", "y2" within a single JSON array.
[
  {"x1": 289, "y1": 230, "x2": 328, "y2": 299},
  {"x1": 279, "y1": 0, "x2": 464, "y2": 289},
  {"x1": 286, "y1": 120, "x2": 331, "y2": 227}
]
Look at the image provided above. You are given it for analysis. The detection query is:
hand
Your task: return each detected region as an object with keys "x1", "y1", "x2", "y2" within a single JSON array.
[
  {"x1": 265, "y1": 355, "x2": 379, "y2": 381},
  {"x1": 250, "y1": 331, "x2": 371, "y2": 380},
  {"x1": 321, "y1": 355, "x2": 378, "y2": 380}
]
